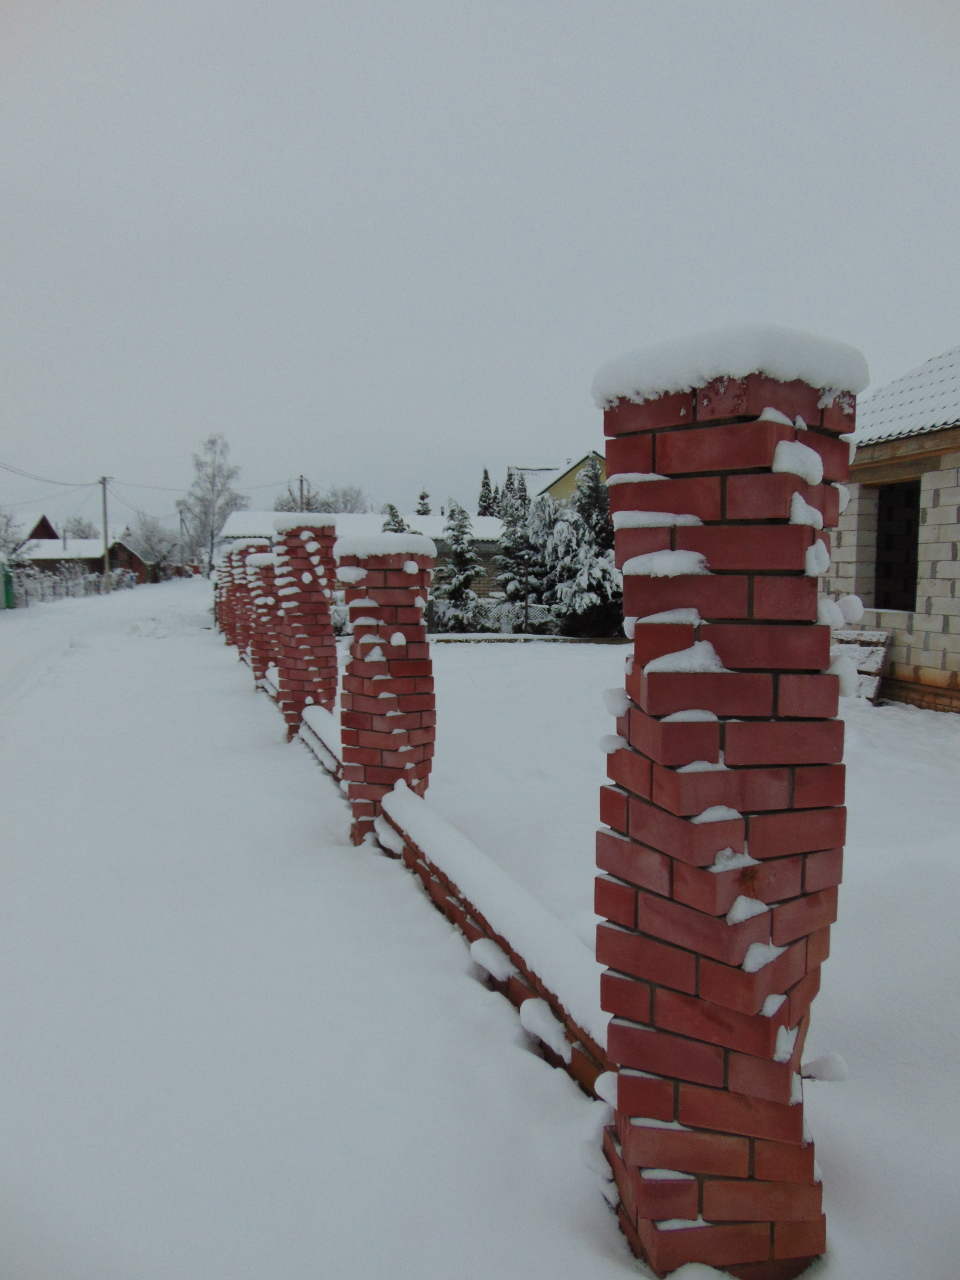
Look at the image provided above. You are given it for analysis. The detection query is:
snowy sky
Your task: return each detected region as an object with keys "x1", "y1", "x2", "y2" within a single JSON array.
[{"x1": 2, "y1": 0, "x2": 959, "y2": 526}]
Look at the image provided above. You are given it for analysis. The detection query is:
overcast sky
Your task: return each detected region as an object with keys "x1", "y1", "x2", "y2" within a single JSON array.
[{"x1": 1, "y1": 0, "x2": 959, "y2": 527}]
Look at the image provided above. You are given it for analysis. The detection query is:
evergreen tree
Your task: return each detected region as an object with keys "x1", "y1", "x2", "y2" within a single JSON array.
[
  {"x1": 477, "y1": 469, "x2": 494, "y2": 516},
  {"x1": 491, "y1": 483, "x2": 502, "y2": 516},
  {"x1": 571, "y1": 455, "x2": 613, "y2": 552},
  {"x1": 433, "y1": 501, "x2": 482, "y2": 632},
  {"x1": 516, "y1": 472, "x2": 529, "y2": 512},
  {"x1": 381, "y1": 504, "x2": 409, "y2": 533},
  {"x1": 546, "y1": 501, "x2": 621, "y2": 638},
  {"x1": 416, "y1": 491, "x2": 431, "y2": 516},
  {"x1": 495, "y1": 490, "x2": 543, "y2": 632},
  {"x1": 503, "y1": 470, "x2": 517, "y2": 505}
]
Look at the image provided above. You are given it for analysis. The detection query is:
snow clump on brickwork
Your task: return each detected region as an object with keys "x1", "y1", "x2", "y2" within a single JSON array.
[
  {"x1": 644, "y1": 641, "x2": 728, "y2": 675},
  {"x1": 612, "y1": 510, "x2": 703, "y2": 529},
  {"x1": 591, "y1": 323, "x2": 869, "y2": 408},
  {"x1": 773, "y1": 439, "x2": 825, "y2": 486},
  {"x1": 334, "y1": 533, "x2": 436, "y2": 560},
  {"x1": 622, "y1": 549, "x2": 710, "y2": 578}
]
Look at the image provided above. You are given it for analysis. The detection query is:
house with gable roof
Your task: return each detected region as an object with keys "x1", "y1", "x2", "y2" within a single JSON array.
[{"x1": 826, "y1": 345, "x2": 960, "y2": 711}]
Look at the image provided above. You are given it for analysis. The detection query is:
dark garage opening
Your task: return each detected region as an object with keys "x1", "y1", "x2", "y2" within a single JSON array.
[{"x1": 874, "y1": 480, "x2": 920, "y2": 611}]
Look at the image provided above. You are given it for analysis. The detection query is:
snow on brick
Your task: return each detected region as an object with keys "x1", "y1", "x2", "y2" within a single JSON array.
[
  {"x1": 591, "y1": 322, "x2": 869, "y2": 408},
  {"x1": 334, "y1": 533, "x2": 437, "y2": 560},
  {"x1": 773, "y1": 438, "x2": 825, "y2": 486},
  {"x1": 622, "y1": 550, "x2": 710, "y2": 578},
  {"x1": 644, "y1": 641, "x2": 728, "y2": 675},
  {"x1": 612, "y1": 511, "x2": 703, "y2": 529}
]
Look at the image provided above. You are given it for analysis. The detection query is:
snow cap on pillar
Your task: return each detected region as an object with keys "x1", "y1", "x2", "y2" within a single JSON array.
[{"x1": 592, "y1": 323, "x2": 870, "y2": 408}]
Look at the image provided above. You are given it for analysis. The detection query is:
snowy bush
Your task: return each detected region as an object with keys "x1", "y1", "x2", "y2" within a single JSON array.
[{"x1": 9, "y1": 564, "x2": 136, "y2": 607}]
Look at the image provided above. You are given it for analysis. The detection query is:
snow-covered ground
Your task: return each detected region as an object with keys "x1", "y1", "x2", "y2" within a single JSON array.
[{"x1": 2, "y1": 581, "x2": 958, "y2": 1278}]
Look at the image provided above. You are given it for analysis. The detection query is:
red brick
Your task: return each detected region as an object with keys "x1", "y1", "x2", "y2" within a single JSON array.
[
  {"x1": 803, "y1": 846, "x2": 843, "y2": 893},
  {"x1": 738, "y1": 768, "x2": 794, "y2": 812},
  {"x1": 752, "y1": 575, "x2": 819, "y2": 622},
  {"x1": 623, "y1": 1121, "x2": 748, "y2": 1175},
  {"x1": 607, "y1": 748, "x2": 652, "y2": 799},
  {"x1": 623, "y1": 574, "x2": 750, "y2": 624},
  {"x1": 608, "y1": 475, "x2": 722, "y2": 521},
  {"x1": 610, "y1": 1021, "x2": 725, "y2": 1087},
  {"x1": 802, "y1": 430, "x2": 849, "y2": 482},
  {"x1": 704, "y1": 624, "x2": 830, "y2": 672},
  {"x1": 600, "y1": 971, "x2": 652, "y2": 1024},
  {"x1": 703, "y1": 1178, "x2": 822, "y2": 1223},
  {"x1": 793, "y1": 764, "x2": 845, "y2": 809},
  {"x1": 657, "y1": 420, "x2": 793, "y2": 475},
  {"x1": 724, "y1": 720, "x2": 844, "y2": 767},
  {"x1": 755, "y1": 1139, "x2": 815, "y2": 1188},
  {"x1": 638, "y1": 890, "x2": 768, "y2": 965},
  {"x1": 600, "y1": 785, "x2": 628, "y2": 833},
  {"x1": 595, "y1": 875, "x2": 637, "y2": 928},
  {"x1": 606, "y1": 433, "x2": 654, "y2": 473},
  {"x1": 614, "y1": 527, "x2": 671, "y2": 567},
  {"x1": 821, "y1": 391, "x2": 856, "y2": 433},
  {"x1": 726, "y1": 472, "x2": 835, "y2": 524},
  {"x1": 656, "y1": 989, "x2": 784, "y2": 1058},
  {"x1": 629, "y1": 706, "x2": 721, "y2": 767},
  {"x1": 652, "y1": 761, "x2": 744, "y2": 817},
  {"x1": 628, "y1": 796, "x2": 745, "y2": 868},
  {"x1": 679, "y1": 1083, "x2": 804, "y2": 1145},
  {"x1": 634, "y1": 623, "x2": 697, "y2": 669},
  {"x1": 617, "y1": 1066, "x2": 675, "y2": 1119},
  {"x1": 774, "y1": 1217, "x2": 826, "y2": 1262},
  {"x1": 635, "y1": 671, "x2": 773, "y2": 718},
  {"x1": 672, "y1": 855, "x2": 802, "y2": 918},
  {"x1": 604, "y1": 391, "x2": 695, "y2": 436},
  {"x1": 632, "y1": 1171, "x2": 699, "y2": 1222},
  {"x1": 773, "y1": 887, "x2": 839, "y2": 945},
  {"x1": 698, "y1": 943, "x2": 806, "y2": 1016},
  {"x1": 597, "y1": 922, "x2": 698, "y2": 993},
  {"x1": 727, "y1": 1052, "x2": 798, "y2": 1106},
  {"x1": 596, "y1": 829, "x2": 672, "y2": 895},
  {"x1": 636, "y1": 1217, "x2": 769, "y2": 1274},
  {"x1": 749, "y1": 808, "x2": 846, "y2": 859},
  {"x1": 677, "y1": 525, "x2": 812, "y2": 572},
  {"x1": 787, "y1": 965, "x2": 821, "y2": 1024},
  {"x1": 777, "y1": 674, "x2": 839, "y2": 719},
  {"x1": 696, "y1": 374, "x2": 824, "y2": 426}
]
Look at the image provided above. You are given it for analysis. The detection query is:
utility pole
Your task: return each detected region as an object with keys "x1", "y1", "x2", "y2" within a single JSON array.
[
  {"x1": 100, "y1": 476, "x2": 112, "y2": 592},
  {"x1": 298, "y1": 475, "x2": 305, "y2": 512}
]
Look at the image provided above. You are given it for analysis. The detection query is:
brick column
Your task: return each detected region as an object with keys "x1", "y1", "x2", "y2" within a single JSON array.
[
  {"x1": 246, "y1": 551, "x2": 279, "y2": 689},
  {"x1": 215, "y1": 550, "x2": 237, "y2": 643},
  {"x1": 335, "y1": 533, "x2": 435, "y2": 844},
  {"x1": 270, "y1": 519, "x2": 338, "y2": 736},
  {"x1": 597, "y1": 369, "x2": 855, "y2": 1278},
  {"x1": 232, "y1": 540, "x2": 270, "y2": 662}
]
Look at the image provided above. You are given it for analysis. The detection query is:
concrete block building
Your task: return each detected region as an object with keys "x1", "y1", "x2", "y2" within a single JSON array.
[{"x1": 825, "y1": 345, "x2": 960, "y2": 711}]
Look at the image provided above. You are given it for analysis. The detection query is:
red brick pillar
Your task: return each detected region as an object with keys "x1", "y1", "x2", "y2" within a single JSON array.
[
  {"x1": 232, "y1": 540, "x2": 269, "y2": 662},
  {"x1": 595, "y1": 352, "x2": 859, "y2": 1278},
  {"x1": 270, "y1": 520, "x2": 339, "y2": 735},
  {"x1": 335, "y1": 533, "x2": 436, "y2": 844},
  {"x1": 246, "y1": 550, "x2": 280, "y2": 689},
  {"x1": 215, "y1": 550, "x2": 237, "y2": 643}
]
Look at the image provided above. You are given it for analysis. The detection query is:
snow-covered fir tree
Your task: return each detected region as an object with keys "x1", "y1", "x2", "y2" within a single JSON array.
[
  {"x1": 571, "y1": 455, "x2": 613, "y2": 552},
  {"x1": 477, "y1": 469, "x2": 494, "y2": 516},
  {"x1": 491, "y1": 483, "x2": 502, "y2": 516},
  {"x1": 432, "y1": 502, "x2": 482, "y2": 632},
  {"x1": 502, "y1": 470, "x2": 517, "y2": 506},
  {"x1": 416, "y1": 491, "x2": 431, "y2": 516},
  {"x1": 381, "y1": 504, "x2": 409, "y2": 533},
  {"x1": 515, "y1": 472, "x2": 529, "y2": 511},
  {"x1": 545, "y1": 501, "x2": 621, "y2": 637},
  {"x1": 495, "y1": 489, "x2": 545, "y2": 631}
]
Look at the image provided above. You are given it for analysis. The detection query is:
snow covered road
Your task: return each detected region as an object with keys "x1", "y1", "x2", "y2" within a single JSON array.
[
  {"x1": 0, "y1": 581, "x2": 632, "y2": 1280},
  {"x1": 3, "y1": 580, "x2": 959, "y2": 1280}
]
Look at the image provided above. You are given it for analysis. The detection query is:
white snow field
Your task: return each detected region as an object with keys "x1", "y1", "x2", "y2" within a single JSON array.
[{"x1": 1, "y1": 581, "x2": 958, "y2": 1278}]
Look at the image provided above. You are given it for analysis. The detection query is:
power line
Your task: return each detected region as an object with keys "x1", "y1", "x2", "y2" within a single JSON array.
[{"x1": 0, "y1": 460, "x2": 93, "y2": 487}]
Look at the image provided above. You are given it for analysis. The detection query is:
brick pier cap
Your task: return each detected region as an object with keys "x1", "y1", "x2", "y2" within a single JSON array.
[{"x1": 592, "y1": 324, "x2": 869, "y2": 1280}]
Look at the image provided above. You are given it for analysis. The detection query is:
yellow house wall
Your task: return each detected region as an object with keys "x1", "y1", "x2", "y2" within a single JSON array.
[{"x1": 542, "y1": 454, "x2": 607, "y2": 502}]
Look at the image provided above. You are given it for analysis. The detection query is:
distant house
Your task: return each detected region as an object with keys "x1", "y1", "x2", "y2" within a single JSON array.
[
  {"x1": 15, "y1": 513, "x2": 59, "y2": 543},
  {"x1": 527, "y1": 452, "x2": 606, "y2": 502},
  {"x1": 25, "y1": 538, "x2": 149, "y2": 584},
  {"x1": 827, "y1": 345, "x2": 960, "y2": 712},
  {"x1": 220, "y1": 510, "x2": 506, "y2": 597}
]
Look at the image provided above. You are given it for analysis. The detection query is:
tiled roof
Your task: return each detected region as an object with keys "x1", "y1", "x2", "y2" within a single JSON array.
[{"x1": 855, "y1": 346, "x2": 960, "y2": 445}]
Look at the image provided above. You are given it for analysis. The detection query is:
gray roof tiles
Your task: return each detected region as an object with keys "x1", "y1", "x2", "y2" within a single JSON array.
[{"x1": 855, "y1": 346, "x2": 960, "y2": 445}]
